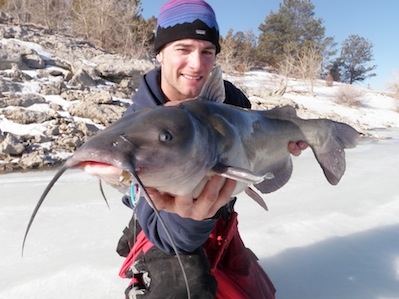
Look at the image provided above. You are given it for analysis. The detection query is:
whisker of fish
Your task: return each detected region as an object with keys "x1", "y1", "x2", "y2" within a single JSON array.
[
  {"x1": 98, "y1": 179, "x2": 110, "y2": 210},
  {"x1": 128, "y1": 170, "x2": 191, "y2": 299},
  {"x1": 21, "y1": 165, "x2": 191, "y2": 299},
  {"x1": 21, "y1": 165, "x2": 68, "y2": 257}
]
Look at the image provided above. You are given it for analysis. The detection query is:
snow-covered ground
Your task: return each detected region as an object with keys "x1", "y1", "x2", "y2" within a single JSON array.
[
  {"x1": 240, "y1": 130, "x2": 399, "y2": 299},
  {"x1": 1, "y1": 129, "x2": 398, "y2": 299},
  {"x1": 1, "y1": 37, "x2": 399, "y2": 298}
]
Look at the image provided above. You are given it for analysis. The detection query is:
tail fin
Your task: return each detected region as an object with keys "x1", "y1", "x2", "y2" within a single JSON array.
[{"x1": 311, "y1": 121, "x2": 360, "y2": 185}]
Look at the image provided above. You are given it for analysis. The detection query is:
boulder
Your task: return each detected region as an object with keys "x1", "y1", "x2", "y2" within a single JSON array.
[
  {"x1": 0, "y1": 133, "x2": 25, "y2": 155},
  {"x1": 2, "y1": 108, "x2": 56, "y2": 124}
]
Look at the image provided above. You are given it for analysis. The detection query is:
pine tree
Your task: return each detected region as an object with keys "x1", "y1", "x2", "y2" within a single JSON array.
[
  {"x1": 338, "y1": 34, "x2": 377, "y2": 84},
  {"x1": 256, "y1": 0, "x2": 331, "y2": 69}
]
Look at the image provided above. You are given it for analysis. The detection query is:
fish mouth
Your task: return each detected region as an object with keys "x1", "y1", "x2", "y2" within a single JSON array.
[{"x1": 77, "y1": 161, "x2": 134, "y2": 187}]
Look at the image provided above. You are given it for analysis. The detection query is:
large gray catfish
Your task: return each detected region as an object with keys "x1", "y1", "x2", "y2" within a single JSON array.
[
  {"x1": 23, "y1": 67, "x2": 360, "y2": 253},
  {"x1": 68, "y1": 99, "x2": 359, "y2": 197}
]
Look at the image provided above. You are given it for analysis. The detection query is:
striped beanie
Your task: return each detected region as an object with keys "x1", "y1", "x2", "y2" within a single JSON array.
[{"x1": 154, "y1": 0, "x2": 221, "y2": 54}]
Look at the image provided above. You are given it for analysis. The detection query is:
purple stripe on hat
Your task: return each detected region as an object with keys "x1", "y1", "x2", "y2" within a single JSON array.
[
  {"x1": 157, "y1": 0, "x2": 219, "y2": 31},
  {"x1": 154, "y1": 0, "x2": 221, "y2": 53}
]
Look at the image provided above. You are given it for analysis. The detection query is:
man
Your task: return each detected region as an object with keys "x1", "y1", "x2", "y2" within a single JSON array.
[{"x1": 117, "y1": 1, "x2": 307, "y2": 298}]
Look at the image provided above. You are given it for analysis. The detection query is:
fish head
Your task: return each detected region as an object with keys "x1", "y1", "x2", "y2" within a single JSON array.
[{"x1": 67, "y1": 104, "x2": 215, "y2": 194}]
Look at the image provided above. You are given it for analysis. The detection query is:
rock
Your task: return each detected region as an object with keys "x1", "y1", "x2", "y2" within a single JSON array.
[
  {"x1": 46, "y1": 126, "x2": 60, "y2": 136},
  {"x1": 0, "y1": 133, "x2": 26, "y2": 155},
  {"x1": 0, "y1": 77, "x2": 23, "y2": 94},
  {"x1": 44, "y1": 58, "x2": 72, "y2": 72},
  {"x1": 49, "y1": 102, "x2": 63, "y2": 111},
  {"x1": 19, "y1": 151, "x2": 45, "y2": 169},
  {"x1": 83, "y1": 90, "x2": 113, "y2": 104},
  {"x1": 55, "y1": 135, "x2": 83, "y2": 151},
  {"x1": 60, "y1": 90, "x2": 82, "y2": 102},
  {"x1": 22, "y1": 52, "x2": 45, "y2": 69},
  {"x1": 91, "y1": 54, "x2": 153, "y2": 79},
  {"x1": 0, "y1": 18, "x2": 155, "y2": 173},
  {"x1": 3, "y1": 108, "x2": 55, "y2": 124},
  {"x1": 0, "y1": 130, "x2": 5, "y2": 143},
  {"x1": 68, "y1": 101, "x2": 124, "y2": 125},
  {"x1": 5, "y1": 93, "x2": 46, "y2": 107},
  {"x1": 0, "y1": 40, "x2": 40, "y2": 70},
  {"x1": 68, "y1": 68, "x2": 97, "y2": 87},
  {"x1": 9, "y1": 63, "x2": 32, "y2": 81},
  {"x1": 0, "y1": 46, "x2": 23, "y2": 70},
  {"x1": 33, "y1": 134, "x2": 53, "y2": 143},
  {"x1": 76, "y1": 122, "x2": 100, "y2": 137},
  {"x1": 39, "y1": 80, "x2": 66, "y2": 95}
]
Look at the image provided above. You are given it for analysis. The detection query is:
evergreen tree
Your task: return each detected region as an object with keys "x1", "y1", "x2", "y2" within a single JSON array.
[
  {"x1": 257, "y1": 0, "x2": 332, "y2": 69},
  {"x1": 338, "y1": 34, "x2": 377, "y2": 84}
]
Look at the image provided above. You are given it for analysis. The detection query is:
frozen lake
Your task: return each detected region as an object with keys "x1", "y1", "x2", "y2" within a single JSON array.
[{"x1": 0, "y1": 130, "x2": 398, "y2": 299}]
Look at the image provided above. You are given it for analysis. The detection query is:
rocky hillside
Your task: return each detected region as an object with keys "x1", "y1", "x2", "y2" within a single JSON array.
[
  {"x1": 1, "y1": 12, "x2": 398, "y2": 173},
  {"x1": 0, "y1": 12, "x2": 154, "y2": 172}
]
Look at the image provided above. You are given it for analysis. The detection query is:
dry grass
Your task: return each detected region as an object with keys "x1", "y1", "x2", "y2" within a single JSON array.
[{"x1": 335, "y1": 84, "x2": 363, "y2": 107}]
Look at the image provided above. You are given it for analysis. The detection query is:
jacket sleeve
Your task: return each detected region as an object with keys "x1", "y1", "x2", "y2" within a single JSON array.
[{"x1": 136, "y1": 199, "x2": 217, "y2": 254}]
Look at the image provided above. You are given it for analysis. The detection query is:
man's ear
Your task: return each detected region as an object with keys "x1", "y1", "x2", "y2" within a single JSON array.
[{"x1": 156, "y1": 51, "x2": 163, "y2": 63}]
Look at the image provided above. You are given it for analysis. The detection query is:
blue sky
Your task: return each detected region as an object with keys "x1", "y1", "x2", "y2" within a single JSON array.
[{"x1": 140, "y1": 1, "x2": 399, "y2": 91}]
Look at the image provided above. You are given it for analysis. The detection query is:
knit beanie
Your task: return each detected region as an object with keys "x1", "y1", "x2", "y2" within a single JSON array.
[{"x1": 154, "y1": 0, "x2": 221, "y2": 54}]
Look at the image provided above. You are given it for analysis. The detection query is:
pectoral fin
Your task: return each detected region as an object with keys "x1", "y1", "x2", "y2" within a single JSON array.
[
  {"x1": 211, "y1": 164, "x2": 269, "y2": 211},
  {"x1": 212, "y1": 163, "x2": 272, "y2": 184},
  {"x1": 245, "y1": 187, "x2": 268, "y2": 211}
]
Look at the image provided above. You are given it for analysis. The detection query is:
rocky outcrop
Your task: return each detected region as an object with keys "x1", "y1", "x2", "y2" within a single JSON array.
[{"x1": 0, "y1": 13, "x2": 155, "y2": 172}]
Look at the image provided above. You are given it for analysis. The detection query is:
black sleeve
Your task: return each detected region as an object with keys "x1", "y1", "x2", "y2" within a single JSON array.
[{"x1": 223, "y1": 80, "x2": 251, "y2": 109}]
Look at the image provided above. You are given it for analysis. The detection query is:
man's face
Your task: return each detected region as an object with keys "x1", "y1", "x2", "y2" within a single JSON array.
[{"x1": 157, "y1": 39, "x2": 217, "y2": 102}]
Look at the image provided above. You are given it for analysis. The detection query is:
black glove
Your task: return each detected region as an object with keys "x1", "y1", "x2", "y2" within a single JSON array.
[
  {"x1": 117, "y1": 214, "x2": 142, "y2": 257},
  {"x1": 124, "y1": 246, "x2": 217, "y2": 299}
]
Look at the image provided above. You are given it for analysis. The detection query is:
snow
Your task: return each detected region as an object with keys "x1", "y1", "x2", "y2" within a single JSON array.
[
  {"x1": 1, "y1": 42, "x2": 399, "y2": 297},
  {"x1": 1, "y1": 132, "x2": 398, "y2": 298},
  {"x1": 238, "y1": 134, "x2": 399, "y2": 299},
  {"x1": 0, "y1": 117, "x2": 47, "y2": 136}
]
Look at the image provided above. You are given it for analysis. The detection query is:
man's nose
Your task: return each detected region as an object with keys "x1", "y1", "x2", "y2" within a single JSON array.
[{"x1": 188, "y1": 51, "x2": 202, "y2": 70}]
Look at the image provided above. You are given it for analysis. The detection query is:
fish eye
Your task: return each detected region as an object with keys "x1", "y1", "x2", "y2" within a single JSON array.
[{"x1": 159, "y1": 129, "x2": 173, "y2": 143}]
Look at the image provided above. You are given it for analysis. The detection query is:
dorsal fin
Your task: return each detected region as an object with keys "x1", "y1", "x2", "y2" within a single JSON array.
[{"x1": 261, "y1": 105, "x2": 298, "y2": 119}]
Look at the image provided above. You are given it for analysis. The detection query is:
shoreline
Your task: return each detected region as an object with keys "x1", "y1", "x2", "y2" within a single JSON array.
[{"x1": 1, "y1": 127, "x2": 398, "y2": 176}]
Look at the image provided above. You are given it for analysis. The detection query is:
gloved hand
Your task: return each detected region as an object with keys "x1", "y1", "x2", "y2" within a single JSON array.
[
  {"x1": 125, "y1": 254, "x2": 151, "y2": 299},
  {"x1": 124, "y1": 246, "x2": 217, "y2": 299}
]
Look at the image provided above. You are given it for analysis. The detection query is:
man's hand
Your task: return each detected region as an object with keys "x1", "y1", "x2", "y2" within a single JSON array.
[
  {"x1": 288, "y1": 141, "x2": 308, "y2": 156},
  {"x1": 146, "y1": 176, "x2": 237, "y2": 220}
]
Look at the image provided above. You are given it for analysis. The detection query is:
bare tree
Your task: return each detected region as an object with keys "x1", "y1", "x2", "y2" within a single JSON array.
[
  {"x1": 1, "y1": 0, "x2": 71, "y2": 30},
  {"x1": 70, "y1": 0, "x2": 153, "y2": 58},
  {"x1": 387, "y1": 69, "x2": 399, "y2": 99},
  {"x1": 234, "y1": 29, "x2": 257, "y2": 73},
  {"x1": 2, "y1": 0, "x2": 33, "y2": 23},
  {"x1": 295, "y1": 44, "x2": 322, "y2": 95},
  {"x1": 1, "y1": 0, "x2": 158, "y2": 58},
  {"x1": 217, "y1": 29, "x2": 238, "y2": 72},
  {"x1": 278, "y1": 44, "x2": 322, "y2": 96},
  {"x1": 218, "y1": 29, "x2": 257, "y2": 74}
]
